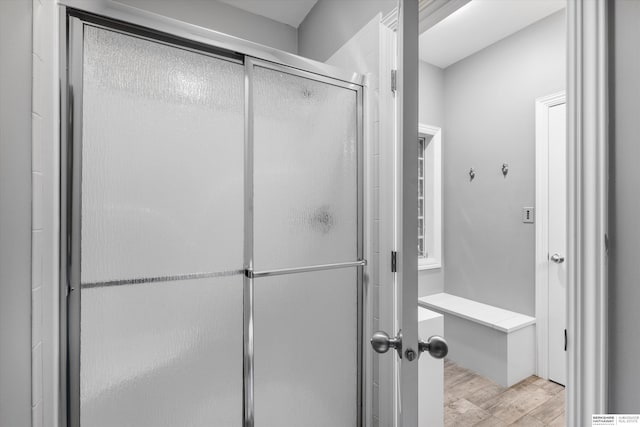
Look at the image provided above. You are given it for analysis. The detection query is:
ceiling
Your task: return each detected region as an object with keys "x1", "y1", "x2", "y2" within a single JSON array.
[
  {"x1": 419, "y1": 0, "x2": 565, "y2": 68},
  {"x1": 217, "y1": 0, "x2": 318, "y2": 28}
]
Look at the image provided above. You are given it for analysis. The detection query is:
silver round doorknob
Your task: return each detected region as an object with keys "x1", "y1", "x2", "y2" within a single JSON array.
[
  {"x1": 371, "y1": 331, "x2": 402, "y2": 354},
  {"x1": 371, "y1": 331, "x2": 391, "y2": 353},
  {"x1": 419, "y1": 335, "x2": 449, "y2": 359},
  {"x1": 550, "y1": 253, "x2": 565, "y2": 264}
]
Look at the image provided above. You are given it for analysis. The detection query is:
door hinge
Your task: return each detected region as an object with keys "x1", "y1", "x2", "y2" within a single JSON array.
[
  {"x1": 391, "y1": 69, "x2": 397, "y2": 93},
  {"x1": 564, "y1": 329, "x2": 567, "y2": 351},
  {"x1": 391, "y1": 251, "x2": 397, "y2": 273}
]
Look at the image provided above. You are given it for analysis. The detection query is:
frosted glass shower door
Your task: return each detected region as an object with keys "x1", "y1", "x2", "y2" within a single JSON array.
[
  {"x1": 252, "y1": 66, "x2": 359, "y2": 269},
  {"x1": 77, "y1": 25, "x2": 244, "y2": 427},
  {"x1": 70, "y1": 18, "x2": 364, "y2": 427},
  {"x1": 251, "y1": 63, "x2": 362, "y2": 427}
]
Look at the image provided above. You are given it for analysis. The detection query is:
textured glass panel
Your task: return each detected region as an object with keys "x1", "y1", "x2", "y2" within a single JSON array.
[
  {"x1": 80, "y1": 276, "x2": 243, "y2": 427},
  {"x1": 81, "y1": 26, "x2": 244, "y2": 283},
  {"x1": 253, "y1": 67, "x2": 358, "y2": 270},
  {"x1": 254, "y1": 269, "x2": 358, "y2": 426}
]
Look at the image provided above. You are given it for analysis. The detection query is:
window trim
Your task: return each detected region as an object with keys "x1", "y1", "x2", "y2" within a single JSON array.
[{"x1": 418, "y1": 123, "x2": 442, "y2": 271}]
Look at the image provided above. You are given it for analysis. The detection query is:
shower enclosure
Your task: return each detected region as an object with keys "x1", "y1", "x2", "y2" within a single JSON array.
[{"x1": 61, "y1": 11, "x2": 364, "y2": 427}]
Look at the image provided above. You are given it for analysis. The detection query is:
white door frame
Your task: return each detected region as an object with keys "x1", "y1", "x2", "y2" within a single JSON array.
[
  {"x1": 378, "y1": 13, "x2": 398, "y2": 427},
  {"x1": 566, "y1": 0, "x2": 609, "y2": 423},
  {"x1": 534, "y1": 91, "x2": 566, "y2": 380}
]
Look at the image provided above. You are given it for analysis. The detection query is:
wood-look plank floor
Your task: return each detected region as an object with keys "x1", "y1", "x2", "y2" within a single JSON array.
[{"x1": 444, "y1": 359, "x2": 565, "y2": 426}]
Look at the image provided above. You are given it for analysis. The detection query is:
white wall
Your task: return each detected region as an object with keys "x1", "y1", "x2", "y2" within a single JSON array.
[
  {"x1": 418, "y1": 11, "x2": 565, "y2": 316},
  {"x1": 0, "y1": 1, "x2": 33, "y2": 426},
  {"x1": 115, "y1": 0, "x2": 298, "y2": 53},
  {"x1": 609, "y1": 0, "x2": 640, "y2": 412},
  {"x1": 419, "y1": 61, "x2": 444, "y2": 128},
  {"x1": 442, "y1": 10, "x2": 565, "y2": 315},
  {"x1": 418, "y1": 61, "x2": 445, "y2": 296},
  {"x1": 298, "y1": 0, "x2": 395, "y2": 62}
]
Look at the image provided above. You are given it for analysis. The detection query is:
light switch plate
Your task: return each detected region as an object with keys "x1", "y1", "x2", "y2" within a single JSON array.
[{"x1": 522, "y1": 207, "x2": 535, "y2": 223}]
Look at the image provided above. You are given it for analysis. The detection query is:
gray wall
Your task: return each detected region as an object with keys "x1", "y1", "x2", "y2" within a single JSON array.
[
  {"x1": 419, "y1": 61, "x2": 444, "y2": 127},
  {"x1": 609, "y1": 0, "x2": 640, "y2": 413},
  {"x1": 0, "y1": 1, "x2": 33, "y2": 426},
  {"x1": 418, "y1": 60, "x2": 445, "y2": 296},
  {"x1": 439, "y1": 11, "x2": 565, "y2": 315},
  {"x1": 298, "y1": 0, "x2": 395, "y2": 62},
  {"x1": 116, "y1": 0, "x2": 298, "y2": 53}
]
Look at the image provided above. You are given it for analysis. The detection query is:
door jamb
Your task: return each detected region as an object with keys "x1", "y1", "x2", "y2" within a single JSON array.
[{"x1": 566, "y1": 0, "x2": 609, "y2": 423}]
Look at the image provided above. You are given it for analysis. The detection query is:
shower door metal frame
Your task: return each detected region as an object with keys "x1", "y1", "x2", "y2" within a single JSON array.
[
  {"x1": 242, "y1": 56, "x2": 365, "y2": 426},
  {"x1": 60, "y1": 8, "x2": 366, "y2": 427}
]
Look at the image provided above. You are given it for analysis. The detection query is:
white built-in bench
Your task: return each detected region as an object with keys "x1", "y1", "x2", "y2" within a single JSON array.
[
  {"x1": 418, "y1": 293, "x2": 536, "y2": 387},
  {"x1": 418, "y1": 307, "x2": 444, "y2": 427}
]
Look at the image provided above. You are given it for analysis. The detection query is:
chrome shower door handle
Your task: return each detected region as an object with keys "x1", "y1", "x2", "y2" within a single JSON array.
[
  {"x1": 550, "y1": 253, "x2": 565, "y2": 264},
  {"x1": 371, "y1": 331, "x2": 402, "y2": 358},
  {"x1": 418, "y1": 335, "x2": 448, "y2": 359}
]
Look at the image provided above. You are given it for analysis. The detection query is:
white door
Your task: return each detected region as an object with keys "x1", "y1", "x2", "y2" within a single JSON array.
[
  {"x1": 548, "y1": 102, "x2": 567, "y2": 385},
  {"x1": 370, "y1": 2, "x2": 447, "y2": 426}
]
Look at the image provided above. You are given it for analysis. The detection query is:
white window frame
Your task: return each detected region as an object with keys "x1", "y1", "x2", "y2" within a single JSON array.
[{"x1": 417, "y1": 123, "x2": 441, "y2": 270}]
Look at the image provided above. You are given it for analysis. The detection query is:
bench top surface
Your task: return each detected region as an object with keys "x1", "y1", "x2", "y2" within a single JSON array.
[
  {"x1": 418, "y1": 306, "x2": 443, "y2": 322},
  {"x1": 418, "y1": 293, "x2": 535, "y2": 333}
]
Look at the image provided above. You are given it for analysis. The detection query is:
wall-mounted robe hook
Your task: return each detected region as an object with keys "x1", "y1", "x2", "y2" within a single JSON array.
[
  {"x1": 502, "y1": 163, "x2": 509, "y2": 177},
  {"x1": 469, "y1": 168, "x2": 475, "y2": 181}
]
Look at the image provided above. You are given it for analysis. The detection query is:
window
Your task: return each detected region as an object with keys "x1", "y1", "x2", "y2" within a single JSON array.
[
  {"x1": 418, "y1": 124, "x2": 442, "y2": 270},
  {"x1": 418, "y1": 136, "x2": 427, "y2": 258}
]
